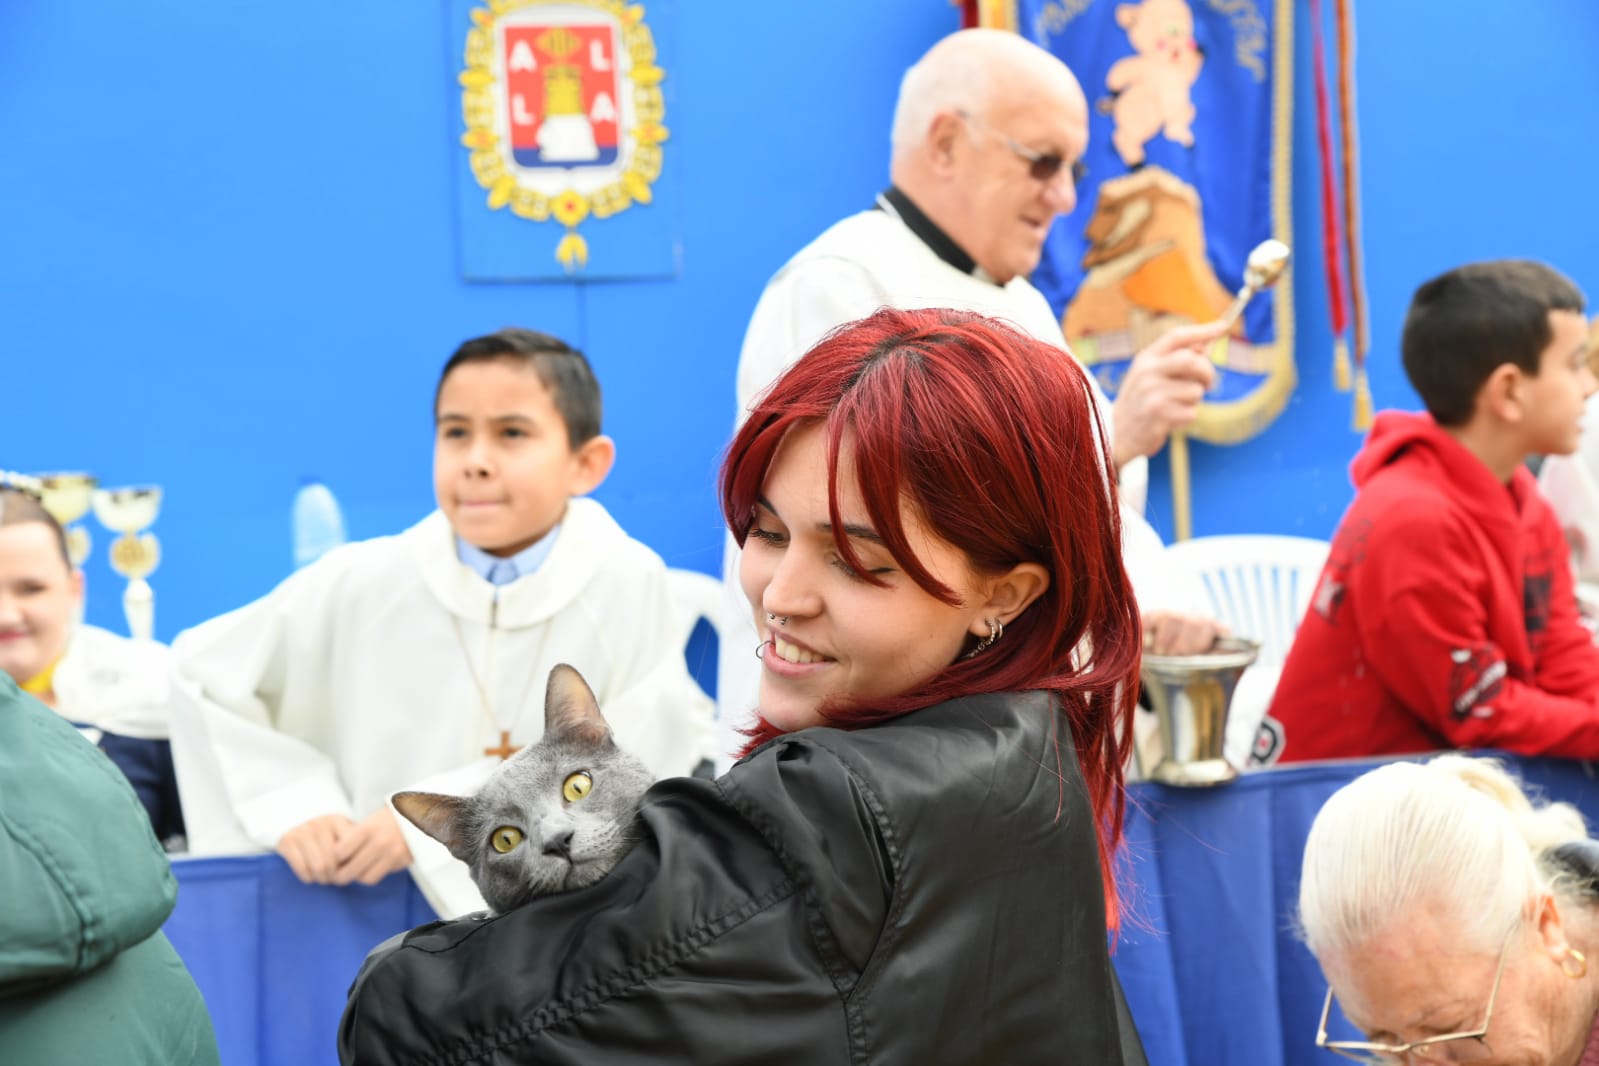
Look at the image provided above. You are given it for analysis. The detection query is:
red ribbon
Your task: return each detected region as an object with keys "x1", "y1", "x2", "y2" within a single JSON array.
[
  {"x1": 1309, "y1": 0, "x2": 1349, "y2": 341},
  {"x1": 1335, "y1": 0, "x2": 1370, "y2": 364}
]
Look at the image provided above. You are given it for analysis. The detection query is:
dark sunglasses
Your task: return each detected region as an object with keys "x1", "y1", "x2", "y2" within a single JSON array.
[{"x1": 957, "y1": 109, "x2": 1088, "y2": 186}]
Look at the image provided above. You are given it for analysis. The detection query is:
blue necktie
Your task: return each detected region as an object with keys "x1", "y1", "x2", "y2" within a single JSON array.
[{"x1": 486, "y1": 560, "x2": 517, "y2": 587}]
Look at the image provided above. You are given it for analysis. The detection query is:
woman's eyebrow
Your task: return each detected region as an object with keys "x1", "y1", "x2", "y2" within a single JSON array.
[
  {"x1": 822, "y1": 521, "x2": 884, "y2": 544},
  {"x1": 757, "y1": 494, "x2": 883, "y2": 543}
]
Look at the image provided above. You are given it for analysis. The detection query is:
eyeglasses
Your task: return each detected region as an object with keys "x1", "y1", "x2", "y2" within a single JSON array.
[
  {"x1": 955, "y1": 109, "x2": 1087, "y2": 186},
  {"x1": 1315, "y1": 922, "x2": 1517, "y2": 1064}
]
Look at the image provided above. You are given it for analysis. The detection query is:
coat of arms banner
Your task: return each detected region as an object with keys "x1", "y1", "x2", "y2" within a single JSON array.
[{"x1": 453, "y1": 0, "x2": 678, "y2": 280}]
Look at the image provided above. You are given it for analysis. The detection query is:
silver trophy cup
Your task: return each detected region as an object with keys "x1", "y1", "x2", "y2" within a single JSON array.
[{"x1": 1138, "y1": 635, "x2": 1261, "y2": 787}]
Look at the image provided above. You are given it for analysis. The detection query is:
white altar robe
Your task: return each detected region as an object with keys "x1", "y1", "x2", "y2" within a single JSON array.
[
  {"x1": 52, "y1": 623, "x2": 174, "y2": 742},
  {"x1": 169, "y1": 499, "x2": 717, "y2": 917},
  {"x1": 1540, "y1": 394, "x2": 1599, "y2": 584}
]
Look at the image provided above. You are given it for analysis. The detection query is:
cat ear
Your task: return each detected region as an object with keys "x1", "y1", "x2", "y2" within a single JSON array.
[
  {"x1": 544, "y1": 663, "x2": 612, "y2": 747},
  {"x1": 392, "y1": 791, "x2": 473, "y2": 861}
]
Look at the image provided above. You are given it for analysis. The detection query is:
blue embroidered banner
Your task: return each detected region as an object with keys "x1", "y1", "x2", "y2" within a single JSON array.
[
  {"x1": 1003, "y1": 0, "x2": 1294, "y2": 444},
  {"x1": 452, "y1": 0, "x2": 679, "y2": 281}
]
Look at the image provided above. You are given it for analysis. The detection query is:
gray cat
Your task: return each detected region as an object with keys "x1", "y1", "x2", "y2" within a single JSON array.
[{"x1": 393, "y1": 664, "x2": 653, "y2": 915}]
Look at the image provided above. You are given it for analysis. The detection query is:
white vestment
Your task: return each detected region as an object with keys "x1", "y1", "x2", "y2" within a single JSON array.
[
  {"x1": 1540, "y1": 394, "x2": 1599, "y2": 584},
  {"x1": 169, "y1": 499, "x2": 717, "y2": 918},
  {"x1": 52, "y1": 624, "x2": 174, "y2": 742},
  {"x1": 718, "y1": 207, "x2": 1206, "y2": 767}
]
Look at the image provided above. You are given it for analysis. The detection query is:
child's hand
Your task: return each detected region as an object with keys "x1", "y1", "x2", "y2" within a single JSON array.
[
  {"x1": 278, "y1": 813, "x2": 356, "y2": 883},
  {"x1": 331, "y1": 807, "x2": 414, "y2": 887}
]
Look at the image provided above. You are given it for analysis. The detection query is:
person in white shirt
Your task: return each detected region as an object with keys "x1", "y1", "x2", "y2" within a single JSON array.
[
  {"x1": 169, "y1": 328, "x2": 717, "y2": 918},
  {"x1": 1540, "y1": 317, "x2": 1599, "y2": 589},
  {"x1": 719, "y1": 29, "x2": 1225, "y2": 752},
  {"x1": 0, "y1": 480, "x2": 186, "y2": 848}
]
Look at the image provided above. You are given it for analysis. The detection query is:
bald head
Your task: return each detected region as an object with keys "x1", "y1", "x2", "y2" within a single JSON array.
[
  {"x1": 890, "y1": 29, "x2": 1085, "y2": 164},
  {"x1": 888, "y1": 29, "x2": 1089, "y2": 283}
]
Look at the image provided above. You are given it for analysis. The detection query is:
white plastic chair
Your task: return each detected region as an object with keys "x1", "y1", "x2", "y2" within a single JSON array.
[
  {"x1": 1160, "y1": 534, "x2": 1331, "y2": 764},
  {"x1": 665, "y1": 568, "x2": 723, "y2": 698},
  {"x1": 668, "y1": 567, "x2": 746, "y2": 773},
  {"x1": 1162, "y1": 534, "x2": 1331, "y2": 665}
]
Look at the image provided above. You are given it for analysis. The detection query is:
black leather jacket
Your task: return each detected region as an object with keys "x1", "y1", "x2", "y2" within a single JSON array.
[{"x1": 339, "y1": 691, "x2": 1148, "y2": 1064}]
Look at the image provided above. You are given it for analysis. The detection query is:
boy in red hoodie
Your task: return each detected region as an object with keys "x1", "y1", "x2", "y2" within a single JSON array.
[{"x1": 1258, "y1": 260, "x2": 1599, "y2": 764}]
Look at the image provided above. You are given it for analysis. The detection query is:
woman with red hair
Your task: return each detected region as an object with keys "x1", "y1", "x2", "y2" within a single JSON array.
[{"x1": 342, "y1": 308, "x2": 1148, "y2": 1065}]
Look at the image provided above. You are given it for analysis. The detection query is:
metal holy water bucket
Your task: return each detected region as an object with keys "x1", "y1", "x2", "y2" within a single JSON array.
[{"x1": 1137, "y1": 635, "x2": 1261, "y2": 787}]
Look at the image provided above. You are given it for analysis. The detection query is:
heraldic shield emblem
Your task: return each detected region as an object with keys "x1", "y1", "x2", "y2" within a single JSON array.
[
  {"x1": 458, "y1": 0, "x2": 670, "y2": 277},
  {"x1": 991, "y1": 0, "x2": 1295, "y2": 446},
  {"x1": 502, "y1": 23, "x2": 622, "y2": 169}
]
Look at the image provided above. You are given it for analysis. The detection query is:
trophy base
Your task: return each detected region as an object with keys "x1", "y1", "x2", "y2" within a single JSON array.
[{"x1": 1151, "y1": 757, "x2": 1239, "y2": 788}]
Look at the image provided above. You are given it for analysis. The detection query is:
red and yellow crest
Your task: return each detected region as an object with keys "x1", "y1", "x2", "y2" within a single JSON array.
[{"x1": 460, "y1": 0, "x2": 667, "y2": 270}]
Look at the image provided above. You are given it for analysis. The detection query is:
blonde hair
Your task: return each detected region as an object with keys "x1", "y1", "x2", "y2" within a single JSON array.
[{"x1": 1299, "y1": 755, "x2": 1587, "y2": 958}]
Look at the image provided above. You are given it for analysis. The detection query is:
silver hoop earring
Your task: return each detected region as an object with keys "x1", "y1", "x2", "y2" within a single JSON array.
[
  {"x1": 766, "y1": 612, "x2": 789, "y2": 626},
  {"x1": 963, "y1": 618, "x2": 1003, "y2": 660}
]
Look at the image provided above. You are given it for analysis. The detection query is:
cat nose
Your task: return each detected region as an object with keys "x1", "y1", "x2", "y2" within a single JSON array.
[{"x1": 540, "y1": 813, "x2": 575, "y2": 857}]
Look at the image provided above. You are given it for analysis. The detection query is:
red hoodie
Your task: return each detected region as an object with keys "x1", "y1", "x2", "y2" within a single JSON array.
[{"x1": 1261, "y1": 410, "x2": 1599, "y2": 763}]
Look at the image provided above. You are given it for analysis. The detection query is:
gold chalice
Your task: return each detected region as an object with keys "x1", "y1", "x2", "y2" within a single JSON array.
[
  {"x1": 35, "y1": 472, "x2": 99, "y2": 567},
  {"x1": 91, "y1": 486, "x2": 163, "y2": 640}
]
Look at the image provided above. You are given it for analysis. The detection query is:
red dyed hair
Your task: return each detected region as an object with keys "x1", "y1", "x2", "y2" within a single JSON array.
[{"x1": 721, "y1": 307, "x2": 1142, "y2": 923}]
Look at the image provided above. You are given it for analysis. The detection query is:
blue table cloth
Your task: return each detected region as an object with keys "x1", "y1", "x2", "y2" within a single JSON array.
[{"x1": 165, "y1": 754, "x2": 1599, "y2": 1065}]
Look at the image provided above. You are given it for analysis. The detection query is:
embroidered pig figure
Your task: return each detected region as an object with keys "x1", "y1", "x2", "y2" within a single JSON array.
[{"x1": 1105, "y1": 0, "x2": 1204, "y2": 168}]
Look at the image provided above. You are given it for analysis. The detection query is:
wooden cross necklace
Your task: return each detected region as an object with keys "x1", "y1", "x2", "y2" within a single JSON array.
[
  {"x1": 449, "y1": 596, "x2": 546, "y2": 762},
  {"x1": 483, "y1": 729, "x2": 519, "y2": 761}
]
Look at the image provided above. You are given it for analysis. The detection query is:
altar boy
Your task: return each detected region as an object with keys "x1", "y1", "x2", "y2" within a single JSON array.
[{"x1": 169, "y1": 328, "x2": 716, "y2": 918}]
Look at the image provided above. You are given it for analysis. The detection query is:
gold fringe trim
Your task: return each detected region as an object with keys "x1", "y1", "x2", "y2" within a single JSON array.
[
  {"x1": 1352, "y1": 365, "x2": 1374, "y2": 431},
  {"x1": 1333, "y1": 336, "x2": 1351, "y2": 392}
]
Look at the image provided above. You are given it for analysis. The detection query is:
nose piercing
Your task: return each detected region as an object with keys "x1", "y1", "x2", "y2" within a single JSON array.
[{"x1": 766, "y1": 612, "x2": 789, "y2": 626}]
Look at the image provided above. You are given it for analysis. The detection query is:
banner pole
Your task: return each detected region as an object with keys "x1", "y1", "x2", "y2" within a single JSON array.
[{"x1": 1170, "y1": 431, "x2": 1192, "y2": 542}]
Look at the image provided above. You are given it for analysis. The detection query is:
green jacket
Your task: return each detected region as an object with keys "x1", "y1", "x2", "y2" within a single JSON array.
[{"x1": 0, "y1": 672, "x2": 219, "y2": 1064}]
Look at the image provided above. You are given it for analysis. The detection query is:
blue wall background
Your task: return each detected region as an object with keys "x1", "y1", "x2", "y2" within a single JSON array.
[{"x1": 3, "y1": 2, "x2": 1596, "y2": 642}]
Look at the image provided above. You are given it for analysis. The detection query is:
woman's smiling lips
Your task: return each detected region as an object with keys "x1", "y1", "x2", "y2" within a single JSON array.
[{"x1": 762, "y1": 630, "x2": 835, "y2": 678}]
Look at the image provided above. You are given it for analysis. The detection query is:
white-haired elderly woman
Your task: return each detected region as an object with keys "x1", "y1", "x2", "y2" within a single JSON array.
[{"x1": 1300, "y1": 755, "x2": 1599, "y2": 1064}]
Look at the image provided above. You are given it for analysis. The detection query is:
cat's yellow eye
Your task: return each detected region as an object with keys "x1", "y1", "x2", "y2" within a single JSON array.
[
  {"x1": 491, "y1": 826, "x2": 524, "y2": 853},
  {"x1": 562, "y1": 771, "x2": 594, "y2": 803}
]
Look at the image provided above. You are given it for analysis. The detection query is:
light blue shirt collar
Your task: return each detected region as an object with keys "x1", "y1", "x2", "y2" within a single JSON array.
[{"x1": 456, "y1": 525, "x2": 560, "y2": 586}]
